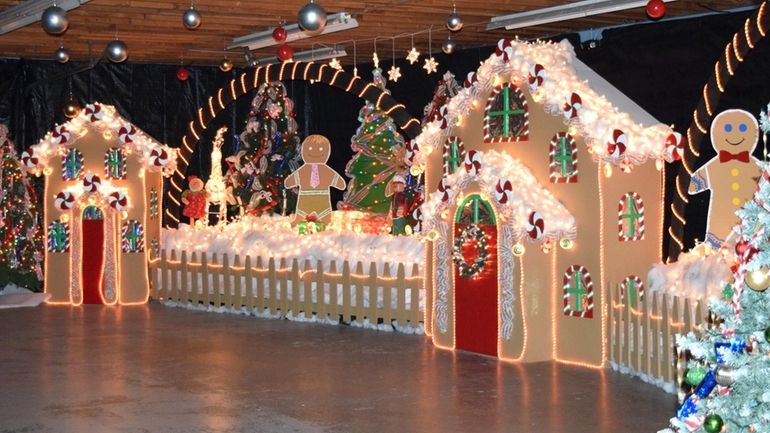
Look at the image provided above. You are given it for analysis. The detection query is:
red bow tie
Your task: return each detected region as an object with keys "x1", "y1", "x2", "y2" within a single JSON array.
[{"x1": 719, "y1": 150, "x2": 750, "y2": 163}]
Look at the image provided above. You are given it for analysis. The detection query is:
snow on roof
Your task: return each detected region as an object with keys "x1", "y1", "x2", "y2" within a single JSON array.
[
  {"x1": 421, "y1": 150, "x2": 577, "y2": 242},
  {"x1": 23, "y1": 103, "x2": 176, "y2": 176},
  {"x1": 410, "y1": 39, "x2": 676, "y2": 170}
]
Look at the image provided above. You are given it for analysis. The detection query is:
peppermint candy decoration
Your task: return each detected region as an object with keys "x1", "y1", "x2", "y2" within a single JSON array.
[
  {"x1": 607, "y1": 129, "x2": 627, "y2": 158},
  {"x1": 21, "y1": 147, "x2": 39, "y2": 169},
  {"x1": 52, "y1": 125, "x2": 70, "y2": 144},
  {"x1": 405, "y1": 140, "x2": 419, "y2": 164},
  {"x1": 412, "y1": 207, "x2": 423, "y2": 232},
  {"x1": 464, "y1": 150, "x2": 481, "y2": 176},
  {"x1": 54, "y1": 191, "x2": 75, "y2": 210},
  {"x1": 528, "y1": 64, "x2": 545, "y2": 92},
  {"x1": 118, "y1": 124, "x2": 137, "y2": 144},
  {"x1": 437, "y1": 105, "x2": 449, "y2": 129},
  {"x1": 149, "y1": 147, "x2": 169, "y2": 167},
  {"x1": 526, "y1": 211, "x2": 545, "y2": 241},
  {"x1": 495, "y1": 38, "x2": 514, "y2": 63},
  {"x1": 438, "y1": 178, "x2": 453, "y2": 203},
  {"x1": 665, "y1": 132, "x2": 685, "y2": 161},
  {"x1": 464, "y1": 71, "x2": 478, "y2": 89},
  {"x1": 494, "y1": 179, "x2": 513, "y2": 204},
  {"x1": 84, "y1": 103, "x2": 103, "y2": 122},
  {"x1": 108, "y1": 191, "x2": 128, "y2": 211},
  {"x1": 82, "y1": 173, "x2": 101, "y2": 193},
  {"x1": 563, "y1": 93, "x2": 582, "y2": 120}
]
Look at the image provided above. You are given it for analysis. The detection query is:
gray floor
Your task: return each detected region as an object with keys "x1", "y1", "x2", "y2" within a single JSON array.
[{"x1": 0, "y1": 304, "x2": 675, "y2": 433}]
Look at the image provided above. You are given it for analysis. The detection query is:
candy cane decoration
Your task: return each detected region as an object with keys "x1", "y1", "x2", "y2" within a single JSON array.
[
  {"x1": 84, "y1": 103, "x2": 103, "y2": 122},
  {"x1": 149, "y1": 147, "x2": 169, "y2": 167},
  {"x1": 54, "y1": 191, "x2": 75, "y2": 210},
  {"x1": 618, "y1": 192, "x2": 645, "y2": 241},
  {"x1": 563, "y1": 92, "x2": 582, "y2": 120},
  {"x1": 412, "y1": 207, "x2": 423, "y2": 232},
  {"x1": 108, "y1": 191, "x2": 128, "y2": 211},
  {"x1": 405, "y1": 140, "x2": 419, "y2": 164},
  {"x1": 52, "y1": 125, "x2": 70, "y2": 144},
  {"x1": 438, "y1": 178, "x2": 453, "y2": 203},
  {"x1": 526, "y1": 211, "x2": 545, "y2": 241},
  {"x1": 494, "y1": 179, "x2": 513, "y2": 204},
  {"x1": 495, "y1": 38, "x2": 514, "y2": 63},
  {"x1": 464, "y1": 150, "x2": 481, "y2": 176},
  {"x1": 82, "y1": 173, "x2": 101, "y2": 193},
  {"x1": 21, "y1": 147, "x2": 39, "y2": 169},
  {"x1": 665, "y1": 132, "x2": 685, "y2": 161},
  {"x1": 528, "y1": 63, "x2": 545, "y2": 92},
  {"x1": 464, "y1": 71, "x2": 478, "y2": 89},
  {"x1": 118, "y1": 124, "x2": 137, "y2": 144},
  {"x1": 563, "y1": 265, "x2": 594, "y2": 318},
  {"x1": 620, "y1": 275, "x2": 645, "y2": 305},
  {"x1": 607, "y1": 129, "x2": 628, "y2": 159}
]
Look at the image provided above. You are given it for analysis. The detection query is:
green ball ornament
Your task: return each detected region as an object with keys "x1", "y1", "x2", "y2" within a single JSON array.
[
  {"x1": 765, "y1": 326, "x2": 770, "y2": 343},
  {"x1": 703, "y1": 414, "x2": 724, "y2": 433},
  {"x1": 685, "y1": 367, "x2": 707, "y2": 386}
]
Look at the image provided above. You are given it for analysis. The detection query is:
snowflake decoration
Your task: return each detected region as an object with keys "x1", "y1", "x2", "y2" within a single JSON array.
[
  {"x1": 372, "y1": 52, "x2": 380, "y2": 69},
  {"x1": 423, "y1": 56, "x2": 438, "y2": 74},
  {"x1": 406, "y1": 47, "x2": 420, "y2": 64},
  {"x1": 328, "y1": 58, "x2": 343, "y2": 71},
  {"x1": 387, "y1": 65, "x2": 401, "y2": 82}
]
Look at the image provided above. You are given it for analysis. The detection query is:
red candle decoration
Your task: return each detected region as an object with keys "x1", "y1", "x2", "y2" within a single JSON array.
[
  {"x1": 272, "y1": 26, "x2": 287, "y2": 43},
  {"x1": 176, "y1": 66, "x2": 190, "y2": 81},
  {"x1": 277, "y1": 44, "x2": 294, "y2": 62},
  {"x1": 646, "y1": 0, "x2": 666, "y2": 20}
]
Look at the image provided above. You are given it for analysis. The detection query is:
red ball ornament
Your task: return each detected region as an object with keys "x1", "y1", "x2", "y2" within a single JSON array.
[
  {"x1": 646, "y1": 0, "x2": 666, "y2": 20},
  {"x1": 736, "y1": 239, "x2": 751, "y2": 256},
  {"x1": 176, "y1": 66, "x2": 190, "y2": 81},
  {"x1": 272, "y1": 26, "x2": 287, "y2": 43},
  {"x1": 277, "y1": 44, "x2": 294, "y2": 62}
]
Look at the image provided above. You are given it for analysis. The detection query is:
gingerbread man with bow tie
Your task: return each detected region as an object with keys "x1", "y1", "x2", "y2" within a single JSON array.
[{"x1": 689, "y1": 109, "x2": 761, "y2": 248}]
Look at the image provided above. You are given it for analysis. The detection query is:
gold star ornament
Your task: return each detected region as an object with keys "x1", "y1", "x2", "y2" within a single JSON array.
[
  {"x1": 406, "y1": 47, "x2": 420, "y2": 64},
  {"x1": 328, "y1": 58, "x2": 342, "y2": 71},
  {"x1": 387, "y1": 65, "x2": 401, "y2": 82},
  {"x1": 423, "y1": 56, "x2": 438, "y2": 74}
]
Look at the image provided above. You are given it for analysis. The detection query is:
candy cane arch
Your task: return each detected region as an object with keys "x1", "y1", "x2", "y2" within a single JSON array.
[
  {"x1": 165, "y1": 62, "x2": 422, "y2": 226},
  {"x1": 563, "y1": 265, "x2": 594, "y2": 319}
]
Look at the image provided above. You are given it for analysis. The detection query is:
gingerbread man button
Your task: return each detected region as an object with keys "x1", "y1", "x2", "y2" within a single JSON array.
[
  {"x1": 284, "y1": 135, "x2": 346, "y2": 223},
  {"x1": 689, "y1": 109, "x2": 761, "y2": 247}
]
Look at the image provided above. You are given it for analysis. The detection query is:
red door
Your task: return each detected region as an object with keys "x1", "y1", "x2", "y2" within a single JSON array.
[
  {"x1": 454, "y1": 195, "x2": 498, "y2": 356},
  {"x1": 81, "y1": 206, "x2": 105, "y2": 304}
]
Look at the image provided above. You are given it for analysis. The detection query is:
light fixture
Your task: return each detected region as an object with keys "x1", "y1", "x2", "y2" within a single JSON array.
[
  {"x1": 249, "y1": 46, "x2": 347, "y2": 66},
  {"x1": 229, "y1": 12, "x2": 357, "y2": 50},
  {"x1": 487, "y1": 0, "x2": 678, "y2": 30},
  {"x1": 0, "y1": 0, "x2": 90, "y2": 36}
]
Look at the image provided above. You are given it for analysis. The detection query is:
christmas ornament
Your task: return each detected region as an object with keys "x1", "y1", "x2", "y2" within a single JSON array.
[
  {"x1": 764, "y1": 325, "x2": 770, "y2": 343},
  {"x1": 464, "y1": 150, "x2": 481, "y2": 175},
  {"x1": 442, "y1": 35, "x2": 456, "y2": 54},
  {"x1": 526, "y1": 211, "x2": 545, "y2": 241},
  {"x1": 372, "y1": 51, "x2": 380, "y2": 68},
  {"x1": 63, "y1": 98, "x2": 81, "y2": 119},
  {"x1": 105, "y1": 39, "x2": 128, "y2": 63},
  {"x1": 54, "y1": 45, "x2": 70, "y2": 64},
  {"x1": 685, "y1": 367, "x2": 707, "y2": 386},
  {"x1": 446, "y1": 4, "x2": 463, "y2": 32},
  {"x1": 665, "y1": 132, "x2": 685, "y2": 161},
  {"x1": 54, "y1": 191, "x2": 75, "y2": 210},
  {"x1": 387, "y1": 66, "x2": 401, "y2": 82},
  {"x1": 608, "y1": 129, "x2": 628, "y2": 158},
  {"x1": 219, "y1": 57, "x2": 233, "y2": 72},
  {"x1": 183, "y1": 3, "x2": 202, "y2": 30},
  {"x1": 495, "y1": 38, "x2": 514, "y2": 63},
  {"x1": 149, "y1": 147, "x2": 169, "y2": 167},
  {"x1": 272, "y1": 26, "x2": 287, "y2": 42},
  {"x1": 297, "y1": 0, "x2": 327, "y2": 34},
  {"x1": 277, "y1": 44, "x2": 294, "y2": 62},
  {"x1": 494, "y1": 179, "x2": 513, "y2": 204},
  {"x1": 108, "y1": 191, "x2": 128, "y2": 211},
  {"x1": 746, "y1": 268, "x2": 770, "y2": 291},
  {"x1": 82, "y1": 173, "x2": 101, "y2": 193},
  {"x1": 41, "y1": 5, "x2": 68, "y2": 35},
  {"x1": 406, "y1": 47, "x2": 420, "y2": 64},
  {"x1": 513, "y1": 243, "x2": 525, "y2": 256},
  {"x1": 714, "y1": 365, "x2": 737, "y2": 386},
  {"x1": 423, "y1": 57, "x2": 438, "y2": 74},
  {"x1": 118, "y1": 124, "x2": 137, "y2": 143},
  {"x1": 646, "y1": 0, "x2": 666, "y2": 20},
  {"x1": 528, "y1": 63, "x2": 545, "y2": 92},
  {"x1": 176, "y1": 66, "x2": 190, "y2": 81},
  {"x1": 703, "y1": 414, "x2": 724, "y2": 433},
  {"x1": 329, "y1": 58, "x2": 342, "y2": 70}
]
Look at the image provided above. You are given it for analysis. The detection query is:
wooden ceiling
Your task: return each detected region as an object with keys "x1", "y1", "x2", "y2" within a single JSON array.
[{"x1": 0, "y1": 0, "x2": 761, "y2": 66}]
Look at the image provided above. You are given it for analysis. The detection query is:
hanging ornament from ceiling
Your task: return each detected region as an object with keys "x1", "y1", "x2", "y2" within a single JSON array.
[
  {"x1": 54, "y1": 45, "x2": 70, "y2": 64},
  {"x1": 41, "y1": 4, "x2": 68, "y2": 35},
  {"x1": 105, "y1": 38, "x2": 128, "y2": 63},
  {"x1": 219, "y1": 57, "x2": 233, "y2": 72},
  {"x1": 272, "y1": 26, "x2": 287, "y2": 42},
  {"x1": 423, "y1": 28, "x2": 438, "y2": 74},
  {"x1": 387, "y1": 38, "x2": 401, "y2": 82},
  {"x1": 63, "y1": 93, "x2": 81, "y2": 119},
  {"x1": 277, "y1": 44, "x2": 294, "y2": 62},
  {"x1": 298, "y1": 0, "x2": 327, "y2": 34},
  {"x1": 442, "y1": 34, "x2": 456, "y2": 54},
  {"x1": 328, "y1": 57, "x2": 342, "y2": 71},
  {"x1": 446, "y1": 3, "x2": 463, "y2": 32},
  {"x1": 646, "y1": 0, "x2": 666, "y2": 20},
  {"x1": 176, "y1": 66, "x2": 190, "y2": 81},
  {"x1": 372, "y1": 38, "x2": 380, "y2": 68},
  {"x1": 183, "y1": 1, "x2": 202, "y2": 29},
  {"x1": 406, "y1": 33, "x2": 420, "y2": 64}
]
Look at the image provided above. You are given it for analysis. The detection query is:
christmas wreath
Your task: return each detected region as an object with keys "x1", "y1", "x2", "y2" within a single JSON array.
[{"x1": 452, "y1": 224, "x2": 489, "y2": 279}]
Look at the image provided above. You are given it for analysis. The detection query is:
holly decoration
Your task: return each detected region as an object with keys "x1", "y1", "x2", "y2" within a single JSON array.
[
  {"x1": 703, "y1": 414, "x2": 724, "y2": 433},
  {"x1": 452, "y1": 224, "x2": 489, "y2": 279}
]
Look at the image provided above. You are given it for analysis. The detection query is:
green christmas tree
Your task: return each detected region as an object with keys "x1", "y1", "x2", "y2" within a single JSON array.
[
  {"x1": 225, "y1": 81, "x2": 301, "y2": 216},
  {"x1": 340, "y1": 69, "x2": 406, "y2": 214},
  {"x1": 0, "y1": 125, "x2": 43, "y2": 289}
]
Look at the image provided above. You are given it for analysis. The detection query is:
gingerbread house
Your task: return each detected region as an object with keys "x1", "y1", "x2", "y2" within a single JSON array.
[
  {"x1": 23, "y1": 103, "x2": 176, "y2": 305},
  {"x1": 411, "y1": 40, "x2": 680, "y2": 366}
]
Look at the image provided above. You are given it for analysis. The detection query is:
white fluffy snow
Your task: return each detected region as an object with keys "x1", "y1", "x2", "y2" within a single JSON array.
[
  {"x1": 646, "y1": 248, "x2": 732, "y2": 300},
  {"x1": 0, "y1": 284, "x2": 50, "y2": 309}
]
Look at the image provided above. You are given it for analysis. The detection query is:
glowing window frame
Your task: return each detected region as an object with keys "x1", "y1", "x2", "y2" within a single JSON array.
[
  {"x1": 483, "y1": 82, "x2": 529, "y2": 143},
  {"x1": 104, "y1": 147, "x2": 127, "y2": 180},
  {"x1": 562, "y1": 265, "x2": 594, "y2": 318},
  {"x1": 443, "y1": 137, "x2": 465, "y2": 175},
  {"x1": 618, "y1": 192, "x2": 645, "y2": 242},
  {"x1": 61, "y1": 148, "x2": 84, "y2": 181},
  {"x1": 549, "y1": 132, "x2": 578, "y2": 183}
]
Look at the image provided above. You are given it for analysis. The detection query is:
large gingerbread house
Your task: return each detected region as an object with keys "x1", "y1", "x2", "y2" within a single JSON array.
[
  {"x1": 23, "y1": 104, "x2": 176, "y2": 305},
  {"x1": 412, "y1": 40, "x2": 680, "y2": 367}
]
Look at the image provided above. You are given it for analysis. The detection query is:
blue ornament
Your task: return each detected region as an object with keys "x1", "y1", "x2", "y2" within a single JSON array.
[
  {"x1": 677, "y1": 395, "x2": 699, "y2": 419},
  {"x1": 694, "y1": 369, "x2": 717, "y2": 398},
  {"x1": 232, "y1": 134, "x2": 241, "y2": 153}
]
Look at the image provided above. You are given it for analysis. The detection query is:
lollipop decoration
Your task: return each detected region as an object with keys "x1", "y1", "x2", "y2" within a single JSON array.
[
  {"x1": 528, "y1": 64, "x2": 545, "y2": 92},
  {"x1": 149, "y1": 147, "x2": 169, "y2": 167},
  {"x1": 84, "y1": 103, "x2": 103, "y2": 122},
  {"x1": 563, "y1": 93, "x2": 582, "y2": 120},
  {"x1": 83, "y1": 173, "x2": 102, "y2": 193},
  {"x1": 665, "y1": 132, "x2": 685, "y2": 161},
  {"x1": 54, "y1": 191, "x2": 75, "y2": 210},
  {"x1": 108, "y1": 191, "x2": 128, "y2": 211},
  {"x1": 437, "y1": 105, "x2": 449, "y2": 129},
  {"x1": 464, "y1": 150, "x2": 481, "y2": 176},
  {"x1": 412, "y1": 207, "x2": 423, "y2": 232},
  {"x1": 405, "y1": 140, "x2": 419, "y2": 164},
  {"x1": 438, "y1": 178, "x2": 453, "y2": 203},
  {"x1": 607, "y1": 129, "x2": 628, "y2": 159},
  {"x1": 526, "y1": 211, "x2": 545, "y2": 241},
  {"x1": 21, "y1": 148, "x2": 39, "y2": 169},
  {"x1": 494, "y1": 179, "x2": 513, "y2": 204},
  {"x1": 52, "y1": 125, "x2": 71, "y2": 144},
  {"x1": 495, "y1": 39, "x2": 514, "y2": 63},
  {"x1": 118, "y1": 124, "x2": 137, "y2": 144}
]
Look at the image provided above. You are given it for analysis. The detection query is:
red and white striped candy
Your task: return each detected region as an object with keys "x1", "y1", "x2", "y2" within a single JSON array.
[
  {"x1": 526, "y1": 211, "x2": 545, "y2": 241},
  {"x1": 665, "y1": 132, "x2": 684, "y2": 161},
  {"x1": 84, "y1": 103, "x2": 103, "y2": 122},
  {"x1": 494, "y1": 179, "x2": 513, "y2": 204},
  {"x1": 464, "y1": 150, "x2": 481, "y2": 176},
  {"x1": 607, "y1": 129, "x2": 627, "y2": 158},
  {"x1": 495, "y1": 39, "x2": 514, "y2": 63},
  {"x1": 108, "y1": 191, "x2": 128, "y2": 211},
  {"x1": 52, "y1": 125, "x2": 70, "y2": 144},
  {"x1": 438, "y1": 105, "x2": 449, "y2": 129},
  {"x1": 464, "y1": 71, "x2": 478, "y2": 89},
  {"x1": 54, "y1": 191, "x2": 75, "y2": 210},
  {"x1": 563, "y1": 93, "x2": 582, "y2": 120},
  {"x1": 438, "y1": 178, "x2": 453, "y2": 202},
  {"x1": 528, "y1": 64, "x2": 545, "y2": 92},
  {"x1": 82, "y1": 173, "x2": 101, "y2": 193},
  {"x1": 412, "y1": 207, "x2": 423, "y2": 232},
  {"x1": 149, "y1": 147, "x2": 169, "y2": 167},
  {"x1": 405, "y1": 140, "x2": 419, "y2": 163},
  {"x1": 118, "y1": 124, "x2": 137, "y2": 144},
  {"x1": 21, "y1": 148, "x2": 39, "y2": 169}
]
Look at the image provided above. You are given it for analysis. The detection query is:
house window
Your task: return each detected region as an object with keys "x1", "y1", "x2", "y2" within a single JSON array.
[
  {"x1": 122, "y1": 220, "x2": 144, "y2": 253},
  {"x1": 620, "y1": 275, "x2": 644, "y2": 308},
  {"x1": 150, "y1": 188, "x2": 159, "y2": 220},
  {"x1": 549, "y1": 133, "x2": 578, "y2": 183},
  {"x1": 105, "y1": 148, "x2": 126, "y2": 180},
  {"x1": 455, "y1": 194, "x2": 496, "y2": 226},
  {"x1": 83, "y1": 206, "x2": 104, "y2": 220},
  {"x1": 483, "y1": 83, "x2": 529, "y2": 142},
  {"x1": 47, "y1": 221, "x2": 69, "y2": 253},
  {"x1": 443, "y1": 137, "x2": 465, "y2": 175},
  {"x1": 618, "y1": 192, "x2": 644, "y2": 241},
  {"x1": 563, "y1": 265, "x2": 594, "y2": 318},
  {"x1": 62, "y1": 148, "x2": 83, "y2": 181}
]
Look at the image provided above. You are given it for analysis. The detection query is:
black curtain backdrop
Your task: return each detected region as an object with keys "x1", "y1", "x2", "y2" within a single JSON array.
[{"x1": 1, "y1": 8, "x2": 769, "y2": 257}]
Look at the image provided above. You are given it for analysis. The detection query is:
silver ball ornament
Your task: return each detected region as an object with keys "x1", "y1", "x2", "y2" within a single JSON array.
[
  {"x1": 442, "y1": 37, "x2": 456, "y2": 54},
  {"x1": 714, "y1": 365, "x2": 737, "y2": 386},
  {"x1": 446, "y1": 12, "x2": 463, "y2": 32},
  {"x1": 54, "y1": 46, "x2": 70, "y2": 64},
  {"x1": 297, "y1": 1, "x2": 327, "y2": 34},
  {"x1": 41, "y1": 6, "x2": 69, "y2": 35},
  {"x1": 105, "y1": 39, "x2": 128, "y2": 63},
  {"x1": 219, "y1": 58, "x2": 233, "y2": 72},
  {"x1": 183, "y1": 6, "x2": 201, "y2": 30}
]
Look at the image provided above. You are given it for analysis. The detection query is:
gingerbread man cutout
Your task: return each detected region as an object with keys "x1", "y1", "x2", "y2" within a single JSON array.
[
  {"x1": 689, "y1": 109, "x2": 761, "y2": 248},
  {"x1": 284, "y1": 135, "x2": 346, "y2": 223}
]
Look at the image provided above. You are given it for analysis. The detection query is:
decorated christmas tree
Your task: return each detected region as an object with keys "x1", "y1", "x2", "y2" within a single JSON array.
[
  {"x1": 0, "y1": 125, "x2": 43, "y2": 289},
  {"x1": 225, "y1": 81, "x2": 301, "y2": 216},
  {"x1": 340, "y1": 69, "x2": 407, "y2": 214}
]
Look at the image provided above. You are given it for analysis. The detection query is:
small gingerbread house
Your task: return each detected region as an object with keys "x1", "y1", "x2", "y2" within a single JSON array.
[
  {"x1": 412, "y1": 40, "x2": 679, "y2": 366},
  {"x1": 23, "y1": 103, "x2": 176, "y2": 305}
]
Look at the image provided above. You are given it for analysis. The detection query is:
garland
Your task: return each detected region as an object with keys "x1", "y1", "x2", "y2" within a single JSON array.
[{"x1": 452, "y1": 224, "x2": 489, "y2": 279}]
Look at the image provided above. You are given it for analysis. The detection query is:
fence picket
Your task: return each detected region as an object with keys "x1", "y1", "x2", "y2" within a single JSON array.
[
  {"x1": 383, "y1": 263, "x2": 392, "y2": 325},
  {"x1": 223, "y1": 254, "x2": 231, "y2": 308},
  {"x1": 291, "y1": 259, "x2": 300, "y2": 316},
  {"x1": 180, "y1": 251, "x2": 189, "y2": 303},
  {"x1": 316, "y1": 260, "x2": 326, "y2": 321},
  {"x1": 368, "y1": 262, "x2": 378, "y2": 324},
  {"x1": 245, "y1": 255, "x2": 254, "y2": 311},
  {"x1": 342, "y1": 261, "x2": 352, "y2": 323},
  {"x1": 256, "y1": 256, "x2": 264, "y2": 312},
  {"x1": 303, "y1": 259, "x2": 313, "y2": 319},
  {"x1": 396, "y1": 264, "x2": 406, "y2": 326},
  {"x1": 355, "y1": 262, "x2": 365, "y2": 325},
  {"x1": 233, "y1": 255, "x2": 243, "y2": 310},
  {"x1": 411, "y1": 264, "x2": 420, "y2": 326},
  {"x1": 268, "y1": 258, "x2": 277, "y2": 315},
  {"x1": 191, "y1": 252, "x2": 199, "y2": 305},
  {"x1": 329, "y1": 260, "x2": 339, "y2": 320},
  {"x1": 170, "y1": 250, "x2": 179, "y2": 302}
]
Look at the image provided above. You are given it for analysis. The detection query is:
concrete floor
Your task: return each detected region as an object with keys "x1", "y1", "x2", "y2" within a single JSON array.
[{"x1": 0, "y1": 305, "x2": 675, "y2": 433}]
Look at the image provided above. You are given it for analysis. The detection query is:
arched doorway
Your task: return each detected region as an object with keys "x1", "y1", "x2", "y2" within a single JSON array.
[
  {"x1": 454, "y1": 194, "x2": 498, "y2": 356},
  {"x1": 81, "y1": 206, "x2": 105, "y2": 304}
]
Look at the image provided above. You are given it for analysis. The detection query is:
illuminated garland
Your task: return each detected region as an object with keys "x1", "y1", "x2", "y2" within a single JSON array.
[{"x1": 452, "y1": 224, "x2": 489, "y2": 279}]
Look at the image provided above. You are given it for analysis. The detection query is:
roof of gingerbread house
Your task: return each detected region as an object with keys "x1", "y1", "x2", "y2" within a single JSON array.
[{"x1": 409, "y1": 39, "x2": 680, "y2": 170}]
